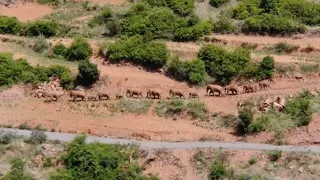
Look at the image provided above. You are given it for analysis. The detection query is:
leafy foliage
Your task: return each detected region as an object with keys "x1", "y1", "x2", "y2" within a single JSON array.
[
  {"x1": 210, "y1": 158, "x2": 226, "y2": 180},
  {"x1": 237, "y1": 107, "x2": 254, "y2": 134},
  {"x1": 0, "y1": 131, "x2": 19, "y2": 145},
  {"x1": 23, "y1": 20, "x2": 58, "y2": 37},
  {"x1": 212, "y1": 14, "x2": 238, "y2": 34},
  {"x1": 32, "y1": 36, "x2": 50, "y2": 53},
  {"x1": 88, "y1": 6, "x2": 113, "y2": 27},
  {"x1": 268, "y1": 150, "x2": 282, "y2": 161},
  {"x1": 198, "y1": 45, "x2": 251, "y2": 85},
  {"x1": 107, "y1": 36, "x2": 168, "y2": 70},
  {"x1": 209, "y1": 0, "x2": 230, "y2": 8},
  {"x1": 48, "y1": 64, "x2": 74, "y2": 89},
  {"x1": 27, "y1": 130, "x2": 47, "y2": 144},
  {"x1": 256, "y1": 56, "x2": 275, "y2": 80},
  {"x1": 52, "y1": 43, "x2": 68, "y2": 58},
  {"x1": 76, "y1": 60, "x2": 100, "y2": 86},
  {"x1": 2, "y1": 158, "x2": 32, "y2": 180},
  {"x1": 286, "y1": 91, "x2": 312, "y2": 126},
  {"x1": 66, "y1": 37, "x2": 92, "y2": 61},
  {"x1": 50, "y1": 134, "x2": 157, "y2": 180},
  {"x1": 0, "y1": 16, "x2": 21, "y2": 34},
  {"x1": 167, "y1": 57, "x2": 207, "y2": 85}
]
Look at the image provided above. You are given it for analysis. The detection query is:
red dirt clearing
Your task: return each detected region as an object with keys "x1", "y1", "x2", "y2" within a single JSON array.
[{"x1": 0, "y1": 2, "x2": 52, "y2": 22}]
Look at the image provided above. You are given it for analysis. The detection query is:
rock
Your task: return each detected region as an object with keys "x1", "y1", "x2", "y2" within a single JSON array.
[
  {"x1": 298, "y1": 166, "x2": 304, "y2": 173},
  {"x1": 290, "y1": 165, "x2": 294, "y2": 169}
]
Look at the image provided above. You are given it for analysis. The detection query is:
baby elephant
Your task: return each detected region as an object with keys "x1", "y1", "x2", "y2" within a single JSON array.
[
  {"x1": 97, "y1": 91, "x2": 111, "y2": 101},
  {"x1": 169, "y1": 89, "x2": 185, "y2": 98},
  {"x1": 43, "y1": 90, "x2": 65, "y2": 102},
  {"x1": 189, "y1": 92, "x2": 199, "y2": 98},
  {"x1": 146, "y1": 89, "x2": 161, "y2": 99},
  {"x1": 70, "y1": 90, "x2": 86, "y2": 102}
]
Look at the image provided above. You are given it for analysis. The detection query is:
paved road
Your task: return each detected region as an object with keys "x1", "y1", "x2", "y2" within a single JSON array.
[{"x1": 2, "y1": 128, "x2": 320, "y2": 153}]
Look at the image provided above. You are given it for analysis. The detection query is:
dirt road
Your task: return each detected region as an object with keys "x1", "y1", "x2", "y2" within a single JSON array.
[{"x1": 3, "y1": 128, "x2": 320, "y2": 153}]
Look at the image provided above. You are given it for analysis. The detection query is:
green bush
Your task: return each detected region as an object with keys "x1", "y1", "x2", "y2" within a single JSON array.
[
  {"x1": 268, "y1": 150, "x2": 282, "y2": 161},
  {"x1": 24, "y1": 20, "x2": 58, "y2": 37},
  {"x1": 32, "y1": 36, "x2": 50, "y2": 53},
  {"x1": 48, "y1": 65, "x2": 73, "y2": 89},
  {"x1": 248, "y1": 157, "x2": 257, "y2": 165},
  {"x1": 209, "y1": 0, "x2": 230, "y2": 8},
  {"x1": 237, "y1": 107, "x2": 254, "y2": 134},
  {"x1": 286, "y1": 91, "x2": 312, "y2": 126},
  {"x1": 66, "y1": 37, "x2": 92, "y2": 61},
  {"x1": 198, "y1": 45, "x2": 251, "y2": 85},
  {"x1": 0, "y1": 16, "x2": 21, "y2": 34},
  {"x1": 52, "y1": 43, "x2": 68, "y2": 58},
  {"x1": 155, "y1": 99, "x2": 186, "y2": 117},
  {"x1": 210, "y1": 159, "x2": 226, "y2": 180},
  {"x1": 107, "y1": 36, "x2": 168, "y2": 70},
  {"x1": 76, "y1": 60, "x2": 100, "y2": 86},
  {"x1": 51, "y1": 134, "x2": 157, "y2": 180},
  {"x1": 2, "y1": 158, "x2": 32, "y2": 180},
  {"x1": 38, "y1": 0, "x2": 59, "y2": 4},
  {"x1": 248, "y1": 116, "x2": 269, "y2": 133},
  {"x1": 44, "y1": 157, "x2": 53, "y2": 168},
  {"x1": 27, "y1": 130, "x2": 47, "y2": 144},
  {"x1": 142, "y1": 0, "x2": 194, "y2": 16},
  {"x1": 186, "y1": 100, "x2": 208, "y2": 120},
  {"x1": 174, "y1": 21, "x2": 212, "y2": 41},
  {"x1": 212, "y1": 15, "x2": 237, "y2": 34},
  {"x1": 269, "y1": 42, "x2": 300, "y2": 54},
  {"x1": 167, "y1": 57, "x2": 207, "y2": 85},
  {"x1": 256, "y1": 56, "x2": 275, "y2": 80},
  {"x1": 242, "y1": 14, "x2": 306, "y2": 35},
  {"x1": 88, "y1": 6, "x2": 113, "y2": 27}
]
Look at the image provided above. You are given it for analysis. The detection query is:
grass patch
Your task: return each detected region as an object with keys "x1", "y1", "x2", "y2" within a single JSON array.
[
  {"x1": 268, "y1": 150, "x2": 282, "y2": 162},
  {"x1": 267, "y1": 42, "x2": 300, "y2": 54},
  {"x1": 116, "y1": 99, "x2": 153, "y2": 115},
  {"x1": 275, "y1": 64, "x2": 296, "y2": 75},
  {"x1": 155, "y1": 99, "x2": 209, "y2": 120},
  {"x1": 299, "y1": 63, "x2": 319, "y2": 73}
]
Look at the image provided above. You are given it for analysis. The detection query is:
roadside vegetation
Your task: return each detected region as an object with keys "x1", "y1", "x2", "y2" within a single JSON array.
[{"x1": 237, "y1": 90, "x2": 314, "y2": 135}]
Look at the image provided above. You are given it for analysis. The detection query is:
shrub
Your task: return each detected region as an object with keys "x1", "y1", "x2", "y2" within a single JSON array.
[
  {"x1": 186, "y1": 100, "x2": 208, "y2": 120},
  {"x1": 48, "y1": 65, "x2": 74, "y2": 89},
  {"x1": 210, "y1": 159, "x2": 226, "y2": 180},
  {"x1": 209, "y1": 0, "x2": 230, "y2": 8},
  {"x1": 286, "y1": 92, "x2": 312, "y2": 126},
  {"x1": 66, "y1": 37, "x2": 92, "y2": 61},
  {"x1": 299, "y1": 64, "x2": 319, "y2": 73},
  {"x1": 17, "y1": 123, "x2": 32, "y2": 130},
  {"x1": 34, "y1": 124, "x2": 47, "y2": 131},
  {"x1": 2, "y1": 158, "x2": 32, "y2": 180},
  {"x1": 88, "y1": 6, "x2": 113, "y2": 27},
  {"x1": 32, "y1": 36, "x2": 50, "y2": 53},
  {"x1": 270, "y1": 42, "x2": 300, "y2": 54},
  {"x1": 268, "y1": 150, "x2": 282, "y2": 161},
  {"x1": 256, "y1": 56, "x2": 275, "y2": 80},
  {"x1": 237, "y1": 107, "x2": 254, "y2": 134},
  {"x1": 248, "y1": 157, "x2": 257, "y2": 165},
  {"x1": 117, "y1": 99, "x2": 153, "y2": 114},
  {"x1": 212, "y1": 15, "x2": 237, "y2": 34},
  {"x1": 24, "y1": 20, "x2": 58, "y2": 37},
  {"x1": 167, "y1": 57, "x2": 207, "y2": 85},
  {"x1": 248, "y1": 116, "x2": 269, "y2": 133},
  {"x1": 198, "y1": 45, "x2": 251, "y2": 85},
  {"x1": 52, "y1": 43, "x2": 68, "y2": 58},
  {"x1": 0, "y1": 131, "x2": 19, "y2": 144},
  {"x1": 242, "y1": 14, "x2": 306, "y2": 35},
  {"x1": 50, "y1": 134, "x2": 156, "y2": 180},
  {"x1": 0, "y1": 16, "x2": 21, "y2": 34},
  {"x1": 174, "y1": 21, "x2": 212, "y2": 41},
  {"x1": 27, "y1": 130, "x2": 47, "y2": 144},
  {"x1": 76, "y1": 60, "x2": 100, "y2": 86},
  {"x1": 44, "y1": 157, "x2": 53, "y2": 168},
  {"x1": 107, "y1": 36, "x2": 168, "y2": 70},
  {"x1": 155, "y1": 99, "x2": 186, "y2": 117}
]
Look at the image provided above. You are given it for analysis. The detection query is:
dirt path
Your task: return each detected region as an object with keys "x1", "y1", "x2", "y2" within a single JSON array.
[{"x1": 2, "y1": 128, "x2": 320, "y2": 153}]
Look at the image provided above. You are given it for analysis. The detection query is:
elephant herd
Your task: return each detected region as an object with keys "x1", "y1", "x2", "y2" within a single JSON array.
[{"x1": 42, "y1": 79, "x2": 274, "y2": 102}]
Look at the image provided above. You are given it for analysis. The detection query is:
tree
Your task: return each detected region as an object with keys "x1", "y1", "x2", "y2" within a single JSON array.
[
  {"x1": 66, "y1": 37, "x2": 92, "y2": 61},
  {"x1": 77, "y1": 60, "x2": 100, "y2": 86},
  {"x1": 257, "y1": 56, "x2": 275, "y2": 80}
]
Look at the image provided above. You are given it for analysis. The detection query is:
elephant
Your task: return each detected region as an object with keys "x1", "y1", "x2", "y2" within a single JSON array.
[
  {"x1": 43, "y1": 90, "x2": 65, "y2": 102},
  {"x1": 87, "y1": 94, "x2": 98, "y2": 101},
  {"x1": 115, "y1": 92, "x2": 124, "y2": 99},
  {"x1": 70, "y1": 90, "x2": 86, "y2": 102},
  {"x1": 206, "y1": 85, "x2": 225, "y2": 96},
  {"x1": 258, "y1": 80, "x2": 273, "y2": 89},
  {"x1": 146, "y1": 89, "x2": 161, "y2": 99},
  {"x1": 243, "y1": 83, "x2": 258, "y2": 93},
  {"x1": 126, "y1": 88, "x2": 143, "y2": 98},
  {"x1": 169, "y1": 89, "x2": 185, "y2": 98},
  {"x1": 189, "y1": 92, "x2": 199, "y2": 98},
  {"x1": 97, "y1": 91, "x2": 111, "y2": 101},
  {"x1": 225, "y1": 84, "x2": 240, "y2": 95}
]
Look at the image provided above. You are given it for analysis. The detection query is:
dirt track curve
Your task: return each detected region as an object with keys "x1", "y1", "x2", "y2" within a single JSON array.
[{"x1": 2, "y1": 128, "x2": 320, "y2": 153}]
